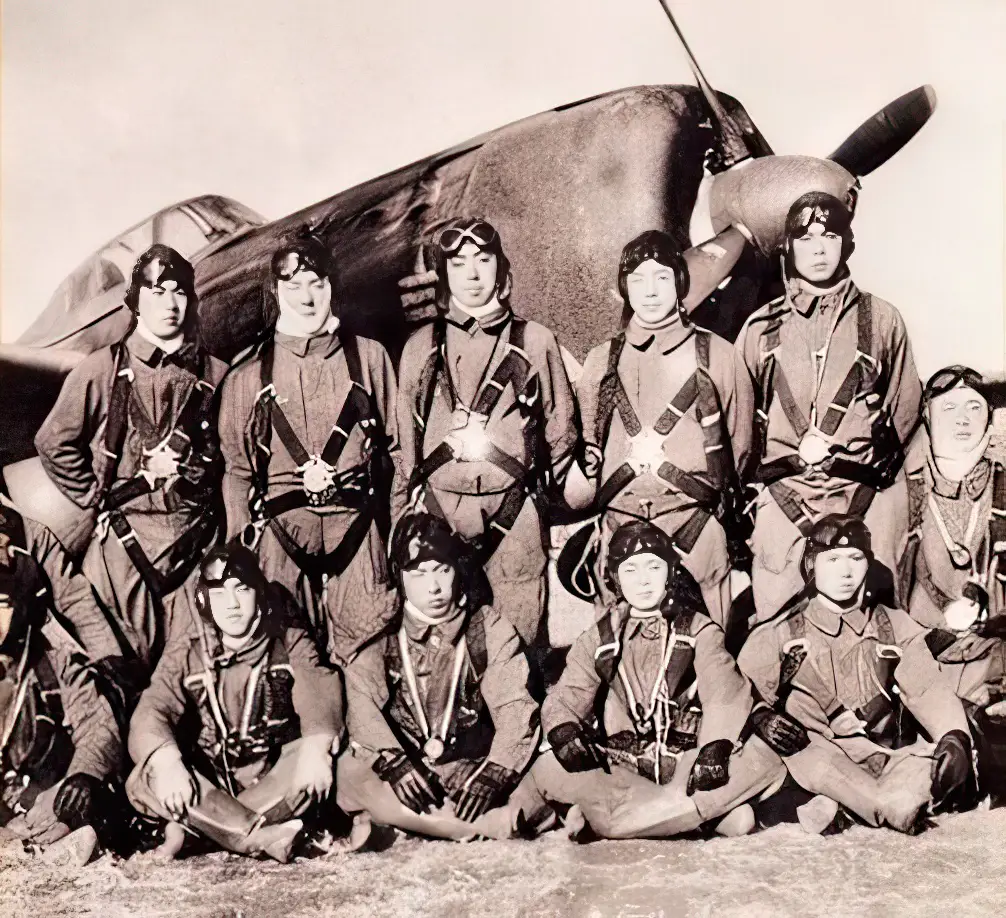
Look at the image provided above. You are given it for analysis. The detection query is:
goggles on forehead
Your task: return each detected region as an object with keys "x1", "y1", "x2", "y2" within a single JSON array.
[
  {"x1": 273, "y1": 250, "x2": 328, "y2": 282},
  {"x1": 924, "y1": 366, "x2": 984, "y2": 403},
  {"x1": 436, "y1": 221, "x2": 498, "y2": 255},
  {"x1": 140, "y1": 257, "x2": 188, "y2": 291}
]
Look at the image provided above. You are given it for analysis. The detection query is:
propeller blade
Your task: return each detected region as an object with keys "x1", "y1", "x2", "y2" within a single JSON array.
[{"x1": 827, "y1": 85, "x2": 938, "y2": 177}]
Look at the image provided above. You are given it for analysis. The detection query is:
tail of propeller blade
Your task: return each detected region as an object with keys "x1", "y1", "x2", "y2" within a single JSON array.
[{"x1": 827, "y1": 85, "x2": 938, "y2": 178}]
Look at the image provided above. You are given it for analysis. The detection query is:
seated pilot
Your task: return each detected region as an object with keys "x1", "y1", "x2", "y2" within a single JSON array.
[
  {"x1": 522, "y1": 520, "x2": 785, "y2": 840},
  {"x1": 125, "y1": 544, "x2": 345, "y2": 862},
  {"x1": 337, "y1": 512, "x2": 541, "y2": 841},
  {"x1": 0, "y1": 520, "x2": 122, "y2": 858},
  {"x1": 738, "y1": 514, "x2": 976, "y2": 834}
]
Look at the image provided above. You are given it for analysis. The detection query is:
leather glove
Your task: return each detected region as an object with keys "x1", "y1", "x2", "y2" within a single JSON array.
[
  {"x1": 973, "y1": 614, "x2": 1006, "y2": 640},
  {"x1": 548, "y1": 723, "x2": 605, "y2": 773},
  {"x1": 686, "y1": 739, "x2": 733, "y2": 796},
  {"x1": 374, "y1": 750, "x2": 441, "y2": 814},
  {"x1": 52, "y1": 773, "x2": 103, "y2": 831},
  {"x1": 453, "y1": 762, "x2": 517, "y2": 823},
  {"x1": 751, "y1": 706, "x2": 810, "y2": 757},
  {"x1": 930, "y1": 730, "x2": 973, "y2": 806},
  {"x1": 925, "y1": 629, "x2": 959, "y2": 657}
]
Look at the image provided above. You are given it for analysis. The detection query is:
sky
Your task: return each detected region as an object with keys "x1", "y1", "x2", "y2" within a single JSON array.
[{"x1": 2, "y1": 0, "x2": 1004, "y2": 377}]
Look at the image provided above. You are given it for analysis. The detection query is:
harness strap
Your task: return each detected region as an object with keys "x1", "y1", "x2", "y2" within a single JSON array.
[
  {"x1": 817, "y1": 295, "x2": 873, "y2": 436},
  {"x1": 99, "y1": 345, "x2": 215, "y2": 512},
  {"x1": 596, "y1": 334, "x2": 639, "y2": 443},
  {"x1": 411, "y1": 318, "x2": 540, "y2": 565},
  {"x1": 249, "y1": 333, "x2": 382, "y2": 579}
]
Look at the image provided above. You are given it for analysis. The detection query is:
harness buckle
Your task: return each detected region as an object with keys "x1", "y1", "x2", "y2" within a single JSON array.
[
  {"x1": 625, "y1": 427, "x2": 666, "y2": 476},
  {"x1": 299, "y1": 455, "x2": 339, "y2": 504}
]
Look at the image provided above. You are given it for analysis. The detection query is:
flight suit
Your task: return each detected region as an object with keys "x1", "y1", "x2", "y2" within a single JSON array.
[
  {"x1": 736, "y1": 280, "x2": 922, "y2": 622},
  {"x1": 577, "y1": 319, "x2": 754, "y2": 629},
  {"x1": 218, "y1": 325, "x2": 399, "y2": 667},
  {"x1": 879, "y1": 433, "x2": 1006, "y2": 708},
  {"x1": 337, "y1": 603, "x2": 539, "y2": 840},
  {"x1": 1, "y1": 615, "x2": 122, "y2": 844},
  {"x1": 35, "y1": 331, "x2": 228, "y2": 671},
  {"x1": 526, "y1": 601, "x2": 783, "y2": 838},
  {"x1": 126, "y1": 620, "x2": 343, "y2": 847},
  {"x1": 738, "y1": 595, "x2": 969, "y2": 829},
  {"x1": 393, "y1": 305, "x2": 577, "y2": 648}
]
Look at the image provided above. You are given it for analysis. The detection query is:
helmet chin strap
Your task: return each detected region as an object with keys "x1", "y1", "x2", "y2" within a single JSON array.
[
  {"x1": 931, "y1": 426, "x2": 992, "y2": 483},
  {"x1": 275, "y1": 282, "x2": 335, "y2": 338}
]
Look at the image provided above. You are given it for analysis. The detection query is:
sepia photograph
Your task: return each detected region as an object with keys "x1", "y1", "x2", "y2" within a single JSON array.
[{"x1": 1, "y1": 0, "x2": 1004, "y2": 915}]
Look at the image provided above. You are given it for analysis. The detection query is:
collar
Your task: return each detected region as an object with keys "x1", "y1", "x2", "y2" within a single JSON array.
[
  {"x1": 274, "y1": 317, "x2": 342, "y2": 358},
  {"x1": 624, "y1": 316, "x2": 693, "y2": 354},
  {"x1": 212, "y1": 626, "x2": 270, "y2": 668},
  {"x1": 445, "y1": 299, "x2": 512, "y2": 335},
  {"x1": 928, "y1": 451, "x2": 992, "y2": 501},
  {"x1": 126, "y1": 328, "x2": 199, "y2": 371},
  {"x1": 402, "y1": 601, "x2": 466, "y2": 644},
  {"x1": 788, "y1": 275, "x2": 854, "y2": 318},
  {"x1": 805, "y1": 594, "x2": 869, "y2": 636}
]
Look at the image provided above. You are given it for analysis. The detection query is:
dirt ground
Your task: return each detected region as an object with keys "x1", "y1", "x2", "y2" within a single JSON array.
[{"x1": 3, "y1": 805, "x2": 1006, "y2": 918}]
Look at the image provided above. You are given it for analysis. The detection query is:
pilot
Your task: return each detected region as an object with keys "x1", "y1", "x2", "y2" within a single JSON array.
[
  {"x1": 125, "y1": 543, "x2": 345, "y2": 862},
  {"x1": 572, "y1": 230, "x2": 755, "y2": 629},
  {"x1": 217, "y1": 231, "x2": 399, "y2": 667},
  {"x1": 523, "y1": 520, "x2": 784, "y2": 840},
  {"x1": 337, "y1": 513, "x2": 540, "y2": 841},
  {"x1": 0, "y1": 488, "x2": 121, "y2": 672},
  {"x1": 880, "y1": 366, "x2": 1006, "y2": 803},
  {"x1": 736, "y1": 192, "x2": 923, "y2": 623},
  {"x1": 393, "y1": 217, "x2": 578, "y2": 671},
  {"x1": 738, "y1": 515, "x2": 975, "y2": 834},
  {"x1": 35, "y1": 245, "x2": 228, "y2": 682},
  {"x1": 0, "y1": 527, "x2": 122, "y2": 855}
]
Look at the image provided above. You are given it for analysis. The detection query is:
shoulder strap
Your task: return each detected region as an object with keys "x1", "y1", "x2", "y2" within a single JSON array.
[
  {"x1": 874, "y1": 605, "x2": 895, "y2": 647},
  {"x1": 593, "y1": 608, "x2": 623, "y2": 685},
  {"x1": 413, "y1": 320, "x2": 447, "y2": 457},
  {"x1": 466, "y1": 608, "x2": 489, "y2": 677},
  {"x1": 896, "y1": 470, "x2": 928, "y2": 604},
  {"x1": 340, "y1": 331, "x2": 365, "y2": 388},
  {"x1": 595, "y1": 333, "x2": 629, "y2": 447},
  {"x1": 989, "y1": 463, "x2": 1006, "y2": 551},
  {"x1": 97, "y1": 343, "x2": 133, "y2": 499}
]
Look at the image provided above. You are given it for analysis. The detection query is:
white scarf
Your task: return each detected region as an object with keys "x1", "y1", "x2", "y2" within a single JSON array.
[
  {"x1": 404, "y1": 599, "x2": 459, "y2": 627},
  {"x1": 932, "y1": 427, "x2": 992, "y2": 483},
  {"x1": 136, "y1": 315, "x2": 184, "y2": 355},
  {"x1": 451, "y1": 293, "x2": 508, "y2": 325},
  {"x1": 628, "y1": 310, "x2": 682, "y2": 333}
]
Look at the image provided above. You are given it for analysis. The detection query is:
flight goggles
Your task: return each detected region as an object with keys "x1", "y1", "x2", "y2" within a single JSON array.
[
  {"x1": 435, "y1": 221, "x2": 498, "y2": 255},
  {"x1": 923, "y1": 365, "x2": 984, "y2": 403}
]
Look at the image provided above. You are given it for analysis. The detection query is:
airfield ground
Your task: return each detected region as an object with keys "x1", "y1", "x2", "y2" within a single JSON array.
[{"x1": 2, "y1": 805, "x2": 1005, "y2": 918}]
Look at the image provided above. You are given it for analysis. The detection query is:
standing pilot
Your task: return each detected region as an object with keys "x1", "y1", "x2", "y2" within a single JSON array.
[
  {"x1": 736, "y1": 192, "x2": 922, "y2": 622},
  {"x1": 574, "y1": 231, "x2": 754, "y2": 629},
  {"x1": 393, "y1": 217, "x2": 578, "y2": 667},
  {"x1": 218, "y1": 231, "x2": 399, "y2": 667},
  {"x1": 35, "y1": 245, "x2": 227, "y2": 679}
]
